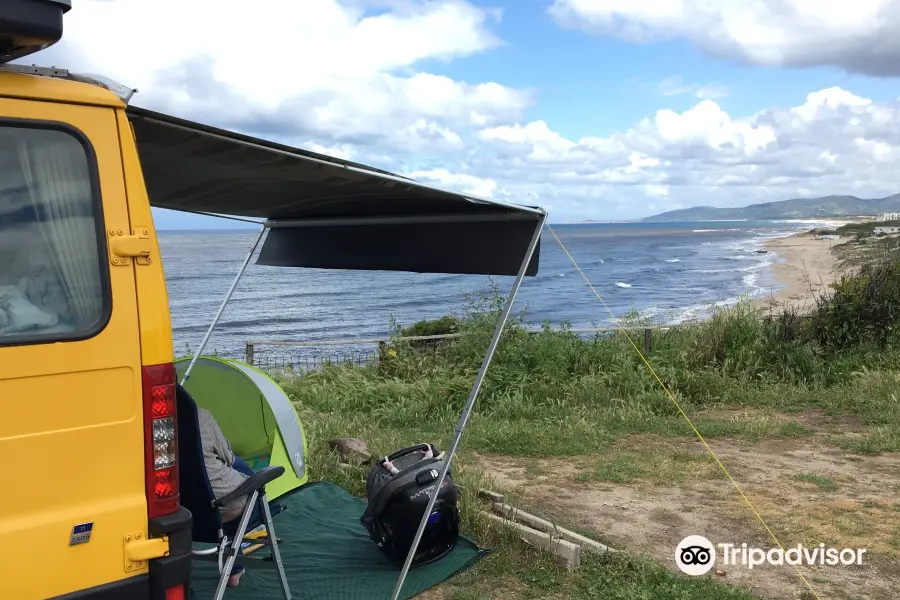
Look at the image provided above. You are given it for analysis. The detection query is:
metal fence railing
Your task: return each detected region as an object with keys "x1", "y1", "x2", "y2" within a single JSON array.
[{"x1": 243, "y1": 324, "x2": 701, "y2": 374}]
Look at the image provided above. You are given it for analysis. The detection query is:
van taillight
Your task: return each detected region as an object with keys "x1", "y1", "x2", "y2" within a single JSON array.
[
  {"x1": 165, "y1": 584, "x2": 186, "y2": 600},
  {"x1": 142, "y1": 363, "x2": 179, "y2": 518}
]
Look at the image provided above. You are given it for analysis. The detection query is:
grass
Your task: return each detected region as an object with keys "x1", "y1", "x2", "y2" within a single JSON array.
[
  {"x1": 835, "y1": 219, "x2": 900, "y2": 238},
  {"x1": 444, "y1": 551, "x2": 760, "y2": 600},
  {"x1": 889, "y1": 529, "x2": 900, "y2": 552},
  {"x1": 282, "y1": 293, "x2": 900, "y2": 460},
  {"x1": 832, "y1": 222, "x2": 900, "y2": 269},
  {"x1": 574, "y1": 449, "x2": 718, "y2": 485},
  {"x1": 269, "y1": 244, "x2": 900, "y2": 599},
  {"x1": 794, "y1": 473, "x2": 839, "y2": 491}
]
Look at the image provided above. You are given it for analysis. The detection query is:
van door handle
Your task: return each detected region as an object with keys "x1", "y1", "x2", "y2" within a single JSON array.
[
  {"x1": 123, "y1": 531, "x2": 169, "y2": 572},
  {"x1": 109, "y1": 227, "x2": 152, "y2": 266}
]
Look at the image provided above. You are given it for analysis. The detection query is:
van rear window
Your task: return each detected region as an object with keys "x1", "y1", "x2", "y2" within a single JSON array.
[{"x1": 0, "y1": 123, "x2": 109, "y2": 345}]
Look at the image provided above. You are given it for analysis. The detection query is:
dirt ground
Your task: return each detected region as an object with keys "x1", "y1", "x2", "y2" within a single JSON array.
[{"x1": 473, "y1": 410, "x2": 900, "y2": 600}]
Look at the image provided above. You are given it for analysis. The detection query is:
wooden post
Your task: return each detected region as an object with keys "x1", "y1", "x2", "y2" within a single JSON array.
[
  {"x1": 483, "y1": 512, "x2": 581, "y2": 570},
  {"x1": 245, "y1": 342, "x2": 254, "y2": 365},
  {"x1": 492, "y1": 502, "x2": 615, "y2": 554},
  {"x1": 478, "y1": 489, "x2": 505, "y2": 504},
  {"x1": 378, "y1": 340, "x2": 386, "y2": 362},
  {"x1": 643, "y1": 328, "x2": 652, "y2": 353}
]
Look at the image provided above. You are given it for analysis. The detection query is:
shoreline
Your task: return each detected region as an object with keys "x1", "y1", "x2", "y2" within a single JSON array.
[{"x1": 754, "y1": 230, "x2": 848, "y2": 314}]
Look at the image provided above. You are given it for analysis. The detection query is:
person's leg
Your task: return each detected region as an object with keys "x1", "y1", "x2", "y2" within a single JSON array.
[
  {"x1": 232, "y1": 455, "x2": 254, "y2": 476},
  {"x1": 226, "y1": 496, "x2": 265, "y2": 587},
  {"x1": 231, "y1": 456, "x2": 286, "y2": 518},
  {"x1": 227, "y1": 457, "x2": 255, "y2": 586},
  {"x1": 228, "y1": 565, "x2": 245, "y2": 587},
  {"x1": 225, "y1": 456, "x2": 286, "y2": 587}
]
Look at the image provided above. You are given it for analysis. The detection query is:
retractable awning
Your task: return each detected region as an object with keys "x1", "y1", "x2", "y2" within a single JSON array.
[
  {"x1": 127, "y1": 106, "x2": 547, "y2": 599},
  {"x1": 126, "y1": 106, "x2": 544, "y2": 276}
]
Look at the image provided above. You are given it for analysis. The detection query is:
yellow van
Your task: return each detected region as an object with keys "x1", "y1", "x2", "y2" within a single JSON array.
[
  {"x1": 0, "y1": 2, "x2": 192, "y2": 598},
  {"x1": 0, "y1": 3, "x2": 546, "y2": 599}
]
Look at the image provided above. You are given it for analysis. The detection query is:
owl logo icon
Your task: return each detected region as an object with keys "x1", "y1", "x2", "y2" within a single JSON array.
[{"x1": 675, "y1": 535, "x2": 716, "y2": 576}]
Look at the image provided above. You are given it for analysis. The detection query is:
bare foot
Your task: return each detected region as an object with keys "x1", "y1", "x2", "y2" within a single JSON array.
[{"x1": 228, "y1": 568, "x2": 245, "y2": 588}]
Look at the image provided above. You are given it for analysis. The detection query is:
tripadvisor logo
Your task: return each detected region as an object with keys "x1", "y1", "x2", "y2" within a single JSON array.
[
  {"x1": 676, "y1": 535, "x2": 717, "y2": 576},
  {"x1": 675, "y1": 535, "x2": 868, "y2": 575}
]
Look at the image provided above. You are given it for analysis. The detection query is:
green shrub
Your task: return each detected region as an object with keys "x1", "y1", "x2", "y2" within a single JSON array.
[
  {"x1": 400, "y1": 315, "x2": 460, "y2": 338},
  {"x1": 809, "y1": 252, "x2": 900, "y2": 350}
]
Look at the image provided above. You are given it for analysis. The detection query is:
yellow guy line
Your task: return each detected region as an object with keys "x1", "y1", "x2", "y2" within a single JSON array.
[{"x1": 545, "y1": 224, "x2": 822, "y2": 599}]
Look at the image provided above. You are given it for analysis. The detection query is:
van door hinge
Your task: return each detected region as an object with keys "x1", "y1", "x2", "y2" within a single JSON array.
[
  {"x1": 109, "y1": 227, "x2": 152, "y2": 266},
  {"x1": 123, "y1": 531, "x2": 169, "y2": 572}
]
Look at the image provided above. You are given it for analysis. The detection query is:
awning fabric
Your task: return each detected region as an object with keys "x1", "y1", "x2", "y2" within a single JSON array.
[{"x1": 126, "y1": 106, "x2": 544, "y2": 276}]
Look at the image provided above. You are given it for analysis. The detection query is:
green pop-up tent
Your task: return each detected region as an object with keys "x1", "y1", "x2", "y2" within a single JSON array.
[{"x1": 174, "y1": 357, "x2": 309, "y2": 501}]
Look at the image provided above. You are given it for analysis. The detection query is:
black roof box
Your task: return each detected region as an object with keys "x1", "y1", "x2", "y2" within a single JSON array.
[{"x1": 0, "y1": 0, "x2": 70, "y2": 65}]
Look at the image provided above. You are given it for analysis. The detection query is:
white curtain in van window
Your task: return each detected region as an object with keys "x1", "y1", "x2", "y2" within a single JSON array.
[{"x1": 18, "y1": 132, "x2": 101, "y2": 328}]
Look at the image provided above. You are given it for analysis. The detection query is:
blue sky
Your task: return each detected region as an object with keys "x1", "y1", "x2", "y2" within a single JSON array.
[
  {"x1": 52, "y1": 0, "x2": 900, "y2": 228},
  {"x1": 428, "y1": 1, "x2": 900, "y2": 132}
]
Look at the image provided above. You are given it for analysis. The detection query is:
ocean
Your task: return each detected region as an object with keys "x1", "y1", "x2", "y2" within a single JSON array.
[{"x1": 159, "y1": 220, "x2": 834, "y2": 360}]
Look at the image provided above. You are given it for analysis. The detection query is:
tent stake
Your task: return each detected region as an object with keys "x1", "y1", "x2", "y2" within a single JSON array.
[
  {"x1": 388, "y1": 212, "x2": 547, "y2": 600},
  {"x1": 180, "y1": 225, "x2": 267, "y2": 385}
]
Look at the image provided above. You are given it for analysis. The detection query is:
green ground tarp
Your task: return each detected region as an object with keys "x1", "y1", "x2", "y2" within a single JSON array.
[{"x1": 190, "y1": 482, "x2": 490, "y2": 599}]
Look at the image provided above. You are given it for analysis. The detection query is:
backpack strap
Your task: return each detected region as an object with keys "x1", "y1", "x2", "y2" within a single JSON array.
[
  {"x1": 360, "y1": 458, "x2": 444, "y2": 525},
  {"x1": 384, "y1": 443, "x2": 437, "y2": 463}
]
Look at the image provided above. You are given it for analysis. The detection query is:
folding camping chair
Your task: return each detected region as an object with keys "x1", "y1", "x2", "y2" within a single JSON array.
[{"x1": 175, "y1": 383, "x2": 292, "y2": 600}]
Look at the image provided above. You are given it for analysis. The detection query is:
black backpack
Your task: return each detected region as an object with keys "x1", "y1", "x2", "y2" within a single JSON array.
[{"x1": 360, "y1": 443, "x2": 460, "y2": 568}]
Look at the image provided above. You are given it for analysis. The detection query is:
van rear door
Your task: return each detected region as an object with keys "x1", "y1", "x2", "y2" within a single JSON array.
[{"x1": 0, "y1": 97, "x2": 149, "y2": 598}]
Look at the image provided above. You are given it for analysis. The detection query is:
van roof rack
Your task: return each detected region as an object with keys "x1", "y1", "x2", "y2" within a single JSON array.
[
  {"x1": 0, "y1": 1, "x2": 136, "y2": 103},
  {"x1": 0, "y1": 62, "x2": 137, "y2": 103}
]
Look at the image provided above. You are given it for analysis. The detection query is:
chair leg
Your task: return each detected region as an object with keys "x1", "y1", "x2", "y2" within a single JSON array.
[
  {"x1": 260, "y1": 492, "x2": 292, "y2": 600},
  {"x1": 213, "y1": 490, "x2": 259, "y2": 600}
]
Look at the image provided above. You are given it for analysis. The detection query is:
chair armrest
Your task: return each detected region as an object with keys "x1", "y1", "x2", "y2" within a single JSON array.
[{"x1": 214, "y1": 465, "x2": 285, "y2": 508}]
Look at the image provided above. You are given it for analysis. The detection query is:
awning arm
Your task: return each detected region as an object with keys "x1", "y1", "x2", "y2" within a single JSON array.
[
  {"x1": 389, "y1": 211, "x2": 548, "y2": 600},
  {"x1": 179, "y1": 224, "x2": 267, "y2": 386}
]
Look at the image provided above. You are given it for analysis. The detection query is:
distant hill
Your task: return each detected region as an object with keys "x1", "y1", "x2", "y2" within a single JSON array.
[{"x1": 643, "y1": 194, "x2": 900, "y2": 222}]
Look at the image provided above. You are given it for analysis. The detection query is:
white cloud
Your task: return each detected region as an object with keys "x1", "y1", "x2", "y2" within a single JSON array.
[
  {"x1": 478, "y1": 121, "x2": 577, "y2": 161},
  {"x1": 790, "y1": 87, "x2": 873, "y2": 122},
  {"x1": 42, "y1": 0, "x2": 531, "y2": 156},
  {"x1": 548, "y1": 0, "x2": 900, "y2": 75},
  {"x1": 657, "y1": 76, "x2": 728, "y2": 100},
  {"x1": 406, "y1": 169, "x2": 498, "y2": 197},
  {"x1": 35, "y1": 1, "x2": 900, "y2": 223},
  {"x1": 434, "y1": 86, "x2": 900, "y2": 221},
  {"x1": 644, "y1": 184, "x2": 670, "y2": 197}
]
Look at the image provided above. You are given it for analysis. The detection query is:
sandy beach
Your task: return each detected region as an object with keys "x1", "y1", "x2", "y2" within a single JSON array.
[{"x1": 755, "y1": 232, "x2": 848, "y2": 313}]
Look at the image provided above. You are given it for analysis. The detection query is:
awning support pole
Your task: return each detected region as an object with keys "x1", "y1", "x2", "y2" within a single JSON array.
[
  {"x1": 389, "y1": 212, "x2": 547, "y2": 600},
  {"x1": 180, "y1": 225, "x2": 267, "y2": 386}
]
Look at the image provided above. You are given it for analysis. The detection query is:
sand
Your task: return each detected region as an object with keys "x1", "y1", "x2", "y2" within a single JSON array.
[{"x1": 755, "y1": 232, "x2": 848, "y2": 313}]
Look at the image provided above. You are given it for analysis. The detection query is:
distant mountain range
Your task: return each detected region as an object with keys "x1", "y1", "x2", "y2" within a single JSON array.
[{"x1": 642, "y1": 194, "x2": 900, "y2": 222}]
